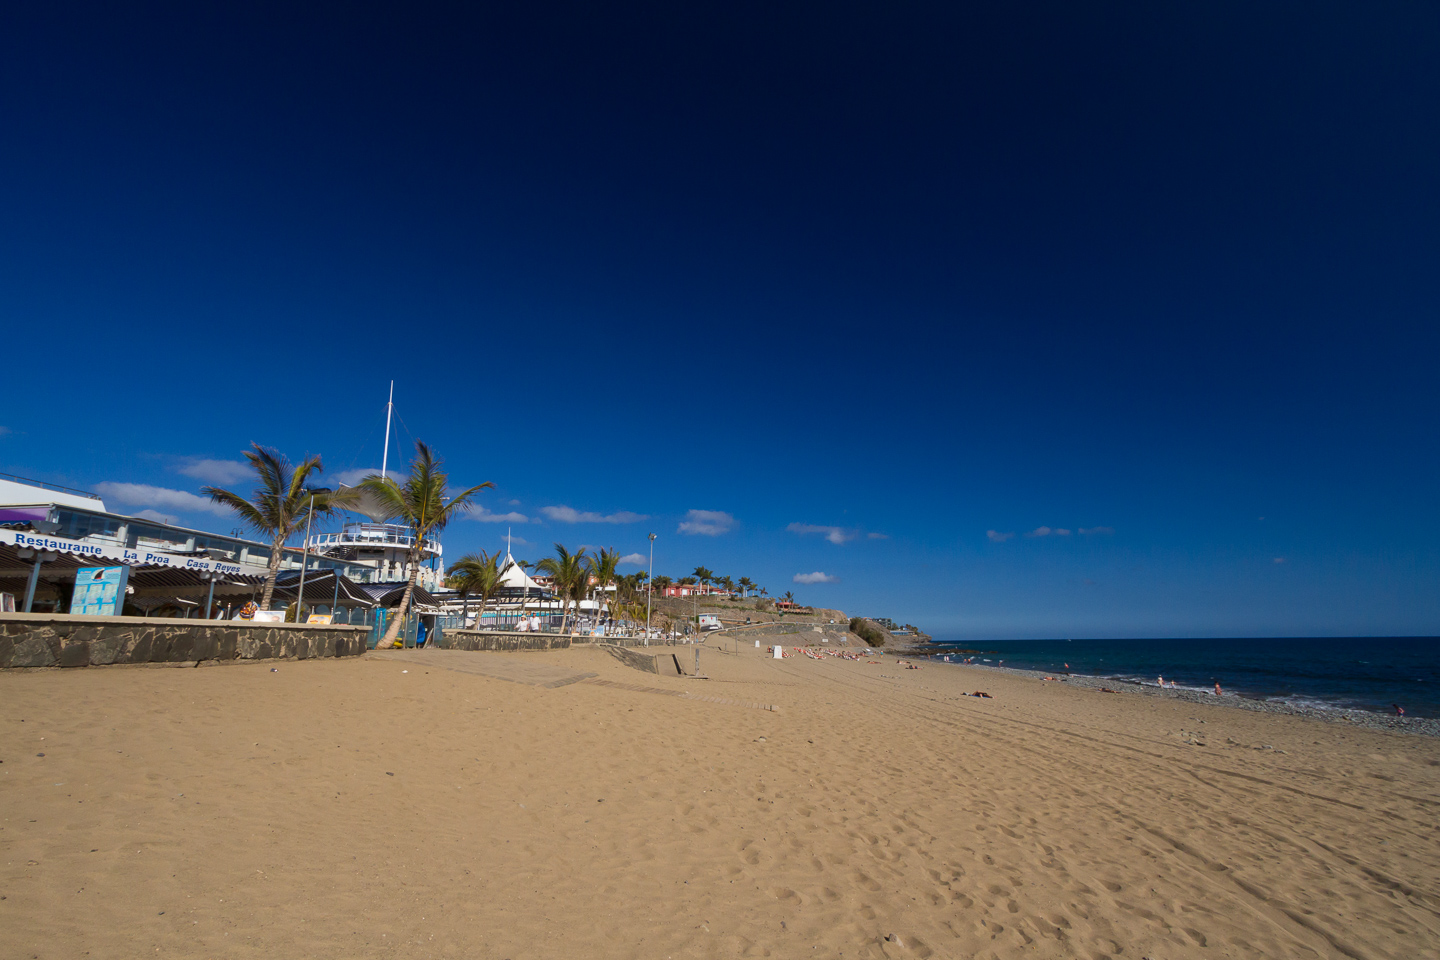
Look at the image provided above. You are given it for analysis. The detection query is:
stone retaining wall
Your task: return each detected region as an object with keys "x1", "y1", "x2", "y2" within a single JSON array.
[
  {"x1": 437, "y1": 630, "x2": 573, "y2": 652},
  {"x1": 0, "y1": 613, "x2": 368, "y2": 668}
]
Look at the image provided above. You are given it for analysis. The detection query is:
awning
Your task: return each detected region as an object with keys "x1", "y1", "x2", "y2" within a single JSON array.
[
  {"x1": 1, "y1": 528, "x2": 252, "y2": 579},
  {"x1": 271, "y1": 569, "x2": 375, "y2": 607},
  {"x1": 0, "y1": 541, "x2": 263, "y2": 608},
  {"x1": 357, "y1": 581, "x2": 438, "y2": 609}
]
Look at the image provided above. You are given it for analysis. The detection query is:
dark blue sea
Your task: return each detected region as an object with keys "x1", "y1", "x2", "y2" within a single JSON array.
[{"x1": 929, "y1": 637, "x2": 1440, "y2": 719}]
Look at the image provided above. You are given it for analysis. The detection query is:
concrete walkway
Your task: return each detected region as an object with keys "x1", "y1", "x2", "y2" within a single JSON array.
[{"x1": 369, "y1": 648, "x2": 597, "y2": 688}]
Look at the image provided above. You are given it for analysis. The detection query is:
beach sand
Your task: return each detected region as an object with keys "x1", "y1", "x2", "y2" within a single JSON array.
[{"x1": 3, "y1": 641, "x2": 1438, "y2": 959}]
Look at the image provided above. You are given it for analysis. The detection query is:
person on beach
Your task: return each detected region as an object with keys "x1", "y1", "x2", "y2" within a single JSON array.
[
  {"x1": 1215, "y1": 682, "x2": 1223, "y2": 696},
  {"x1": 1158, "y1": 675, "x2": 1164, "y2": 688},
  {"x1": 1394, "y1": 704, "x2": 1406, "y2": 716}
]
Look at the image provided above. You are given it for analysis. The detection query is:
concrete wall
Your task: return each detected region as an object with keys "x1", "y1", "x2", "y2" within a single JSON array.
[
  {"x1": 0, "y1": 613, "x2": 369, "y2": 668},
  {"x1": 436, "y1": 630, "x2": 573, "y2": 653}
]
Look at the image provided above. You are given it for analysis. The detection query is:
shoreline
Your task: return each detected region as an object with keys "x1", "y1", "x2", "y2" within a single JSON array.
[{"x1": 890, "y1": 648, "x2": 1440, "y2": 736}]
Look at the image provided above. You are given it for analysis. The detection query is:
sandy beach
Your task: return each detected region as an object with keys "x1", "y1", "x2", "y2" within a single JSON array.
[{"x1": 3, "y1": 640, "x2": 1438, "y2": 959}]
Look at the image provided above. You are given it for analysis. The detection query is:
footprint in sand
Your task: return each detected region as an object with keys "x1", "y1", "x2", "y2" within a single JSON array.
[{"x1": 852, "y1": 871, "x2": 883, "y2": 891}]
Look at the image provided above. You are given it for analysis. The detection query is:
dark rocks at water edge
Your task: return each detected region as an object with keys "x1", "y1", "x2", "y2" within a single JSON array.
[{"x1": 935, "y1": 660, "x2": 1440, "y2": 737}]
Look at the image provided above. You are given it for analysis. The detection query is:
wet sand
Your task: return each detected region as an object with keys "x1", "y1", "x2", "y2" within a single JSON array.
[{"x1": 3, "y1": 641, "x2": 1438, "y2": 958}]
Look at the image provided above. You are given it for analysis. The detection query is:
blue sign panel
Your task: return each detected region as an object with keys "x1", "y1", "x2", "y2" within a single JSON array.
[{"x1": 70, "y1": 566, "x2": 130, "y2": 616}]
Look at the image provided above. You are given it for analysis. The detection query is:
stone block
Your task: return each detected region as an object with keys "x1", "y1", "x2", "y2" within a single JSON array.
[
  {"x1": 168, "y1": 632, "x2": 195, "y2": 662},
  {"x1": 91, "y1": 633, "x2": 125, "y2": 665},
  {"x1": 0, "y1": 634, "x2": 13, "y2": 668},
  {"x1": 128, "y1": 633, "x2": 152, "y2": 664},
  {"x1": 58, "y1": 639, "x2": 92, "y2": 667},
  {"x1": 216, "y1": 631, "x2": 237, "y2": 661},
  {"x1": 10, "y1": 635, "x2": 58, "y2": 667},
  {"x1": 190, "y1": 633, "x2": 218, "y2": 662},
  {"x1": 148, "y1": 633, "x2": 174, "y2": 663}
]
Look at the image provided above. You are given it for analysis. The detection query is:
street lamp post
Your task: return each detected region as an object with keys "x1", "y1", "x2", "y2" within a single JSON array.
[
  {"x1": 295, "y1": 493, "x2": 314, "y2": 622},
  {"x1": 645, "y1": 533, "x2": 656, "y2": 647}
]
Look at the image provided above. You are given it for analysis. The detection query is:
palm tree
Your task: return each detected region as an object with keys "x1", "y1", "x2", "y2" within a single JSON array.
[
  {"x1": 677, "y1": 576, "x2": 697, "y2": 586},
  {"x1": 536, "y1": 543, "x2": 589, "y2": 634},
  {"x1": 587, "y1": 548, "x2": 621, "y2": 623},
  {"x1": 783, "y1": 590, "x2": 795, "y2": 605},
  {"x1": 360, "y1": 441, "x2": 493, "y2": 647},
  {"x1": 720, "y1": 575, "x2": 735, "y2": 596},
  {"x1": 651, "y1": 574, "x2": 673, "y2": 592},
  {"x1": 692, "y1": 566, "x2": 714, "y2": 586},
  {"x1": 737, "y1": 576, "x2": 754, "y2": 598},
  {"x1": 447, "y1": 550, "x2": 503, "y2": 627},
  {"x1": 203, "y1": 444, "x2": 359, "y2": 610}
]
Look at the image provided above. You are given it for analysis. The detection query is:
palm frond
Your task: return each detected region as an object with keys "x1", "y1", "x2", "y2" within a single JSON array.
[{"x1": 201, "y1": 486, "x2": 267, "y2": 532}]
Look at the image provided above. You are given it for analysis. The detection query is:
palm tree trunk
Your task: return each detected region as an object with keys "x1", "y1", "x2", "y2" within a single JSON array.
[
  {"x1": 260, "y1": 532, "x2": 286, "y2": 610},
  {"x1": 381, "y1": 544, "x2": 423, "y2": 647}
]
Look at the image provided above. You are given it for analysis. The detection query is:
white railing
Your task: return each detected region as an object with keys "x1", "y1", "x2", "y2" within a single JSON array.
[{"x1": 306, "y1": 523, "x2": 440, "y2": 555}]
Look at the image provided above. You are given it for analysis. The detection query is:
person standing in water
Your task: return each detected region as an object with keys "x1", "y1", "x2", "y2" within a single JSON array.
[{"x1": 1215, "y1": 682, "x2": 1223, "y2": 696}]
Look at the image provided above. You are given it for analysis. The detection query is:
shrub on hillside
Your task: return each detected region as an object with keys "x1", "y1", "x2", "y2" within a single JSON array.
[{"x1": 849, "y1": 617, "x2": 886, "y2": 647}]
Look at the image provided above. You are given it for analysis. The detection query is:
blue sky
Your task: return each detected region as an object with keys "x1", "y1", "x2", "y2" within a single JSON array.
[{"x1": 2, "y1": 2, "x2": 1437, "y2": 638}]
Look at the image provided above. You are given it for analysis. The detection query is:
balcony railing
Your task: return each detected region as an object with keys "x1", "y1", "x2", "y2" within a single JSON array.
[{"x1": 306, "y1": 522, "x2": 440, "y2": 555}]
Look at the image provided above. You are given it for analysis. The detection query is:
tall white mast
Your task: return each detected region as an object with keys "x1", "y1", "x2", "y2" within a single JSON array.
[{"x1": 381, "y1": 380, "x2": 394, "y2": 478}]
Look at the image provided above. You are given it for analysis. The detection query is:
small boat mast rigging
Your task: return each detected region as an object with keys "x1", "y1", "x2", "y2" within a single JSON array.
[{"x1": 304, "y1": 381, "x2": 444, "y2": 590}]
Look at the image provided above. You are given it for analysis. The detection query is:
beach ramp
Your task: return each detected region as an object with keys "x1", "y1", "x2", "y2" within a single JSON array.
[
  {"x1": 371, "y1": 648, "x2": 596, "y2": 688},
  {"x1": 604, "y1": 645, "x2": 687, "y2": 676}
]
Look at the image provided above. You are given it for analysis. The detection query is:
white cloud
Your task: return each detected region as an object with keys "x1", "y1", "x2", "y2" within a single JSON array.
[
  {"x1": 1079, "y1": 526, "x2": 1114, "y2": 535},
  {"x1": 793, "y1": 571, "x2": 838, "y2": 584},
  {"x1": 1273, "y1": 557, "x2": 1287, "y2": 564},
  {"x1": 541, "y1": 505, "x2": 648, "y2": 524},
  {"x1": 1026, "y1": 526, "x2": 1054, "y2": 538},
  {"x1": 174, "y1": 458, "x2": 251, "y2": 485},
  {"x1": 867, "y1": 532, "x2": 889, "y2": 540},
  {"x1": 1055, "y1": 528, "x2": 1072, "y2": 536},
  {"x1": 618, "y1": 553, "x2": 648, "y2": 566},
  {"x1": 677, "y1": 509, "x2": 734, "y2": 536},
  {"x1": 505, "y1": 535, "x2": 532, "y2": 547},
  {"x1": 0, "y1": 426, "x2": 11, "y2": 436},
  {"x1": 787, "y1": 523, "x2": 856, "y2": 545},
  {"x1": 332, "y1": 467, "x2": 406, "y2": 487},
  {"x1": 508, "y1": 499, "x2": 521, "y2": 506},
  {"x1": 987, "y1": 530, "x2": 1015, "y2": 542},
  {"x1": 466, "y1": 506, "x2": 530, "y2": 523},
  {"x1": 95, "y1": 482, "x2": 234, "y2": 518}
]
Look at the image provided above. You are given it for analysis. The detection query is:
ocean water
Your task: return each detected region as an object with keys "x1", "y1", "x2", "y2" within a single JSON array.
[{"x1": 929, "y1": 636, "x2": 1440, "y2": 719}]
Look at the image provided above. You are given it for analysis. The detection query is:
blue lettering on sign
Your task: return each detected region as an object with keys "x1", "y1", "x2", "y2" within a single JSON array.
[
  {"x1": 10, "y1": 532, "x2": 102, "y2": 555},
  {"x1": 144, "y1": 553, "x2": 172, "y2": 566}
]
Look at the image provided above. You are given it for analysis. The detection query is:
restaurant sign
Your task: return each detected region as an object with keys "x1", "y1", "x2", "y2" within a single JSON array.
[{"x1": 6, "y1": 531, "x2": 247, "y2": 577}]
